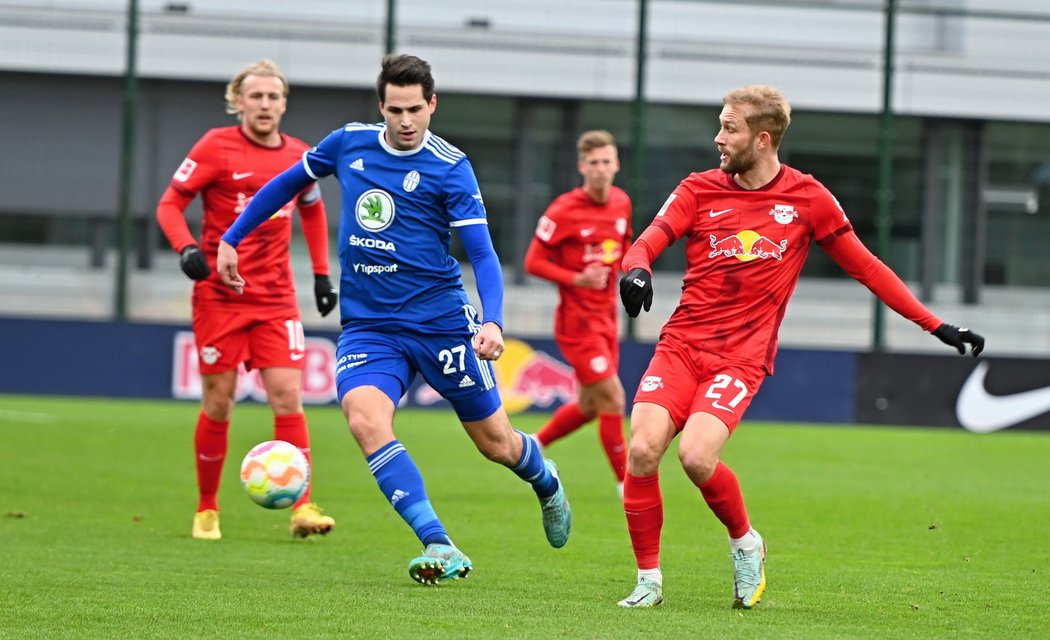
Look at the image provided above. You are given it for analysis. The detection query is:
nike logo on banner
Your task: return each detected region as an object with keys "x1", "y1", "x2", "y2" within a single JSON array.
[
  {"x1": 709, "y1": 208, "x2": 733, "y2": 217},
  {"x1": 956, "y1": 361, "x2": 1050, "y2": 433},
  {"x1": 232, "y1": 171, "x2": 254, "y2": 180}
]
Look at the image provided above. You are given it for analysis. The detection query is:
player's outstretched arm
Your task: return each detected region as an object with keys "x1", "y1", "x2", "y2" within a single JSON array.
[
  {"x1": 222, "y1": 162, "x2": 315, "y2": 247},
  {"x1": 822, "y1": 230, "x2": 985, "y2": 356}
]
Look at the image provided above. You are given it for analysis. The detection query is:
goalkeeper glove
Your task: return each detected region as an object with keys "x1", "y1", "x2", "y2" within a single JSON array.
[
  {"x1": 619, "y1": 268, "x2": 654, "y2": 318},
  {"x1": 932, "y1": 323, "x2": 985, "y2": 356},
  {"x1": 314, "y1": 274, "x2": 337, "y2": 317},
  {"x1": 179, "y1": 245, "x2": 210, "y2": 281}
]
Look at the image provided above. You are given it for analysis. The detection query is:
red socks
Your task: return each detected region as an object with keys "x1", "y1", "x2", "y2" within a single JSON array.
[
  {"x1": 195, "y1": 411, "x2": 314, "y2": 511},
  {"x1": 696, "y1": 461, "x2": 750, "y2": 539},
  {"x1": 623, "y1": 472, "x2": 663, "y2": 570},
  {"x1": 274, "y1": 413, "x2": 312, "y2": 507},
  {"x1": 536, "y1": 402, "x2": 590, "y2": 446},
  {"x1": 194, "y1": 412, "x2": 229, "y2": 512},
  {"x1": 597, "y1": 413, "x2": 627, "y2": 483}
]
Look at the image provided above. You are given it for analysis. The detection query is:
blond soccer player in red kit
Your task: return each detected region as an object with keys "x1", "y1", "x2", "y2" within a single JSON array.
[
  {"x1": 157, "y1": 60, "x2": 338, "y2": 540},
  {"x1": 524, "y1": 130, "x2": 632, "y2": 498},
  {"x1": 616, "y1": 85, "x2": 985, "y2": 609}
]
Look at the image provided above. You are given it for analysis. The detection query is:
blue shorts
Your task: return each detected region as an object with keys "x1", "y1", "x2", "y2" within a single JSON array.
[{"x1": 335, "y1": 325, "x2": 502, "y2": 422}]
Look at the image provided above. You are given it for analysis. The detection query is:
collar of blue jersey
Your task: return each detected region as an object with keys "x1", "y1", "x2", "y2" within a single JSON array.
[{"x1": 377, "y1": 126, "x2": 431, "y2": 157}]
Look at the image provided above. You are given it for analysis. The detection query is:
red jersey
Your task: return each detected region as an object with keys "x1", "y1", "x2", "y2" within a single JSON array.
[
  {"x1": 529, "y1": 186, "x2": 632, "y2": 339},
  {"x1": 166, "y1": 126, "x2": 317, "y2": 307},
  {"x1": 634, "y1": 165, "x2": 850, "y2": 374}
]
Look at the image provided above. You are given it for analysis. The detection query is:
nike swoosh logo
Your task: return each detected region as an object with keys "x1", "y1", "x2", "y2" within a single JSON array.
[
  {"x1": 290, "y1": 353, "x2": 305, "y2": 361},
  {"x1": 709, "y1": 208, "x2": 733, "y2": 217},
  {"x1": 580, "y1": 228, "x2": 595, "y2": 237},
  {"x1": 232, "y1": 171, "x2": 254, "y2": 180},
  {"x1": 956, "y1": 361, "x2": 1050, "y2": 433},
  {"x1": 198, "y1": 453, "x2": 223, "y2": 462}
]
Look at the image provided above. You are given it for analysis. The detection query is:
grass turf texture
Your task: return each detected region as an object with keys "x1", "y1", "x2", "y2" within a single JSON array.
[{"x1": 2, "y1": 394, "x2": 1048, "y2": 639}]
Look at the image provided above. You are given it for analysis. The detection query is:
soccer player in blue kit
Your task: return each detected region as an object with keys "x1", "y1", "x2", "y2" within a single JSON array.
[{"x1": 216, "y1": 54, "x2": 572, "y2": 584}]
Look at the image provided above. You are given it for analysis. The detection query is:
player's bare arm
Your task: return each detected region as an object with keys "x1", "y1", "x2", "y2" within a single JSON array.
[{"x1": 216, "y1": 240, "x2": 245, "y2": 294}]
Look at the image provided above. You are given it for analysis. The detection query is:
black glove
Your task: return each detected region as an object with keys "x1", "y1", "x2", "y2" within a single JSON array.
[
  {"x1": 179, "y1": 245, "x2": 210, "y2": 281},
  {"x1": 932, "y1": 323, "x2": 985, "y2": 357},
  {"x1": 619, "y1": 268, "x2": 654, "y2": 318},
  {"x1": 314, "y1": 274, "x2": 337, "y2": 317}
]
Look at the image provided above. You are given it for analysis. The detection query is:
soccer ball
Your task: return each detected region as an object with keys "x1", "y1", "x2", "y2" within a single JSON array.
[{"x1": 239, "y1": 440, "x2": 310, "y2": 509}]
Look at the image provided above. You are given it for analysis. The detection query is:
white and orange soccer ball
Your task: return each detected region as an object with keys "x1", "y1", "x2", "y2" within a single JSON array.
[{"x1": 239, "y1": 440, "x2": 310, "y2": 509}]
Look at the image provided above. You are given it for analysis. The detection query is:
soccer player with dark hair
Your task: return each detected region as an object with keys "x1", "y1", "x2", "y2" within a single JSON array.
[
  {"x1": 616, "y1": 85, "x2": 985, "y2": 609},
  {"x1": 524, "y1": 130, "x2": 632, "y2": 498},
  {"x1": 157, "y1": 59, "x2": 337, "y2": 541},
  {"x1": 216, "y1": 54, "x2": 572, "y2": 583}
]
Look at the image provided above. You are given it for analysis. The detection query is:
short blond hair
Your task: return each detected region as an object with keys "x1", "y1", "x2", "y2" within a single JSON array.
[
  {"x1": 224, "y1": 59, "x2": 289, "y2": 116},
  {"x1": 576, "y1": 129, "x2": 616, "y2": 159},
  {"x1": 723, "y1": 85, "x2": 791, "y2": 148}
]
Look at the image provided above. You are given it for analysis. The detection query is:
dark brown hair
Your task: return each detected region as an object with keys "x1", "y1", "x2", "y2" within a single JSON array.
[{"x1": 376, "y1": 54, "x2": 435, "y2": 103}]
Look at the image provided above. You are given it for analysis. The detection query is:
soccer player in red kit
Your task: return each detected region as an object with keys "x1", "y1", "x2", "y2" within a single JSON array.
[
  {"x1": 524, "y1": 130, "x2": 632, "y2": 497},
  {"x1": 616, "y1": 85, "x2": 984, "y2": 609},
  {"x1": 156, "y1": 60, "x2": 338, "y2": 540}
]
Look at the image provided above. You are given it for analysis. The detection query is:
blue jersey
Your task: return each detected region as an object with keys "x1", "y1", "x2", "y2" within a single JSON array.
[{"x1": 302, "y1": 123, "x2": 489, "y2": 331}]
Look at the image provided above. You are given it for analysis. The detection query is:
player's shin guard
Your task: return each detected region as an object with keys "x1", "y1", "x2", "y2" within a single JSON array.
[
  {"x1": 368, "y1": 440, "x2": 451, "y2": 546},
  {"x1": 696, "y1": 461, "x2": 750, "y2": 539},
  {"x1": 597, "y1": 413, "x2": 627, "y2": 483},
  {"x1": 511, "y1": 430, "x2": 558, "y2": 499},
  {"x1": 274, "y1": 412, "x2": 312, "y2": 507},
  {"x1": 623, "y1": 471, "x2": 663, "y2": 570},
  {"x1": 195, "y1": 412, "x2": 229, "y2": 512},
  {"x1": 536, "y1": 403, "x2": 591, "y2": 447}
]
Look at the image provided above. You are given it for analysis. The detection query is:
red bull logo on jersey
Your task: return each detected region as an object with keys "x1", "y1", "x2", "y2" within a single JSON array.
[
  {"x1": 234, "y1": 192, "x2": 293, "y2": 219},
  {"x1": 583, "y1": 239, "x2": 624, "y2": 266},
  {"x1": 708, "y1": 230, "x2": 788, "y2": 261}
]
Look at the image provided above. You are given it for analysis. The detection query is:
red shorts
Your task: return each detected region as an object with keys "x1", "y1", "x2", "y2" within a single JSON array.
[
  {"x1": 557, "y1": 332, "x2": 619, "y2": 387},
  {"x1": 633, "y1": 335, "x2": 766, "y2": 433},
  {"x1": 191, "y1": 303, "x2": 305, "y2": 375}
]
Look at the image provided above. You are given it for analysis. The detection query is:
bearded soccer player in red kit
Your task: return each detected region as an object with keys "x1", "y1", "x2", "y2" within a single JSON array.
[
  {"x1": 615, "y1": 85, "x2": 985, "y2": 609},
  {"x1": 524, "y1": 130, "x2": 632, "y2": 498},
  {"x1": 157, "y1": 60, "x2": 338, "y2": 541}
]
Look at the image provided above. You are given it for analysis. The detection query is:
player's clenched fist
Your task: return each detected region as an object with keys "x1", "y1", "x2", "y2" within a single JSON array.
[
  {"x1": 619, "y1": 267, "x2": 653, "y2": 318},
  {"x1": 179, "y1": 245, "x2": 211, "y2": 281}
]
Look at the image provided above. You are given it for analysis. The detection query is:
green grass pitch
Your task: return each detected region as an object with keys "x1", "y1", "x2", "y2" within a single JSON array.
[{"x1": 2, "y1": 394, "x2": 1048, "y2": 639}]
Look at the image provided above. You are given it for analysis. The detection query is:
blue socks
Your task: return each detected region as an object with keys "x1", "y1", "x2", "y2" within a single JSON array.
[
  {"x1": 367, "y1": 440, "x2": 451, "y2": 547},
  {"x1": 511, "y1": 430, "x2": 558, "y2": 500}
]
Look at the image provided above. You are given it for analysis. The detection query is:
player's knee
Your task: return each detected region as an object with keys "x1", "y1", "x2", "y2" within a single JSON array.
[
  {"x1": 201, "y1": 396, "x2": 234, "y2": 422},
  {"x1": 266, "y1": 385, "x2": 303, "y2": 414},
  {"x1": 626, "y1": 437, "x2": 662, "y2": 475},
  {"x1": 677, "y1": 446, "x2": 718, "y2": 481},
  {"x1": 596, "y1": 392, "x2": 626, "y2": 416}
]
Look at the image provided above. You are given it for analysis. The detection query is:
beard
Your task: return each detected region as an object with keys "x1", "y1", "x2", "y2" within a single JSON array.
[{"x1": 720, "y1": 143, "x2": 758, "y2": 175}]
